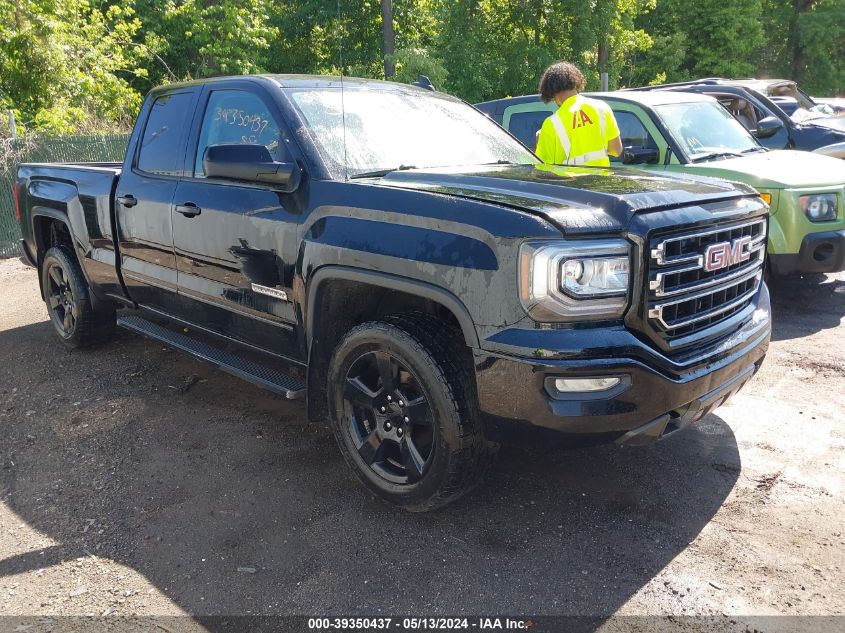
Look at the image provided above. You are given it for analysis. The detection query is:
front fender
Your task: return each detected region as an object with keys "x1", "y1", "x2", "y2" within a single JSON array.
[{"x1": 305, "y1": 265, "x2": 480, "y2": 348}]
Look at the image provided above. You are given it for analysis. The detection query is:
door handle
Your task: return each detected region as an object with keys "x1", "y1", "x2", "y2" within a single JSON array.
[
  {"x1": 175, "y1": 202, "x2": 202, "y2": 218},
  {"x1": 117, "y1": 194, "x2": 137, "y2": 208}
]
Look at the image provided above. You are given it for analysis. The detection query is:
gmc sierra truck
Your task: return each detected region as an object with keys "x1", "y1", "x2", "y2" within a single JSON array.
[{"x1": 15, "y1": 75, "x2": 771, "y2": 511}]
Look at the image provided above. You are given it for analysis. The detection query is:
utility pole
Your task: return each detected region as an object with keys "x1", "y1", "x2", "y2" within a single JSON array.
[
  {"x1": 8, "y1": 110, "x2": 16, "y2": 139},
  {"x1": 381, "y1": 0, "x2": 395, "y2": 79},
  {"x1": 598, "y1": 42, "x2": 609, "y2": 91}
]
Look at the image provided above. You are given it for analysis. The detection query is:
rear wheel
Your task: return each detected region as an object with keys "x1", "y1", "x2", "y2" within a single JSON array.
[
  {"x1": 41, "y1": 246, "x2": 115, "y2": 348},
  {"x1": 328, "y1": 314, "x2": 496, "y2": 512}
]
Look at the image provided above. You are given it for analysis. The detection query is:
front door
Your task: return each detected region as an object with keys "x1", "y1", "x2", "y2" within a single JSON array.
[
  {"x1": 171, "y1": 85, "x2": 303, "y2": 361},
  {"x1": 115, "y1": 90, "x2": 197, "y2": 309}
]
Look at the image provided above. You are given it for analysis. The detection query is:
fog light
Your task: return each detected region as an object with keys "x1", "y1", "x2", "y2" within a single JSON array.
[{"x1": 554, "y1": 377, "x2": 621, "y2": 392}]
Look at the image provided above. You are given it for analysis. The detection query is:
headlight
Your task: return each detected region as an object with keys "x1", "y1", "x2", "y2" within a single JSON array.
[
  {"x1": 800, "y1": 193, "x2": 838, "y2": 222},
  {"x1": 519, "y1": 239, "x2": 631, "y2": 322}
]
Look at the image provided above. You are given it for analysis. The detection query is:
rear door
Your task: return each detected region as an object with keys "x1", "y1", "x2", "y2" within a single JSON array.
[
  {"x1": 170, "y1": 82, "x2": 304, "y2": 361},
  {"x1": 115, "y1": 89, "x2": 198, "y2": 309}
]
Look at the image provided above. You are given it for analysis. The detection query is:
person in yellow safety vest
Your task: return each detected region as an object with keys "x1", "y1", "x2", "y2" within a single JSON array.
[{"x1": 535, "y1": 61, "x2": 623, "y2": 167}]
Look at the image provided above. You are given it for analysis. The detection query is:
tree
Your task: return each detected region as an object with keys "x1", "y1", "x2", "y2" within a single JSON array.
[
  {"x1": 382, "y1": 0, "x2": 395, "y2": 78},
  {"x1": 0, "y1": 0, "x2": 150, "y2": 133},
  {"x1": 761, "y1": 0, "x2": 845, "y2": 95},
  {"x1": 625, "y1": 0, "x2": 765, "y2": 86}
]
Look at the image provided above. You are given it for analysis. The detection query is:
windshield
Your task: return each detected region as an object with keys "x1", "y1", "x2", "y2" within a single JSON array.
[
  {"x1": 655, "y1": 101, "x2": 760, "y2": 161},
  {"x1": 287, "y1": 86, "x2": 536, "y2": 178}
]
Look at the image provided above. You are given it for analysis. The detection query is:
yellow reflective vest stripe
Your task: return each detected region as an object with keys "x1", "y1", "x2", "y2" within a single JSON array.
[{"x1": 536, "y1": 95, "x2": 619, "y2": 167}]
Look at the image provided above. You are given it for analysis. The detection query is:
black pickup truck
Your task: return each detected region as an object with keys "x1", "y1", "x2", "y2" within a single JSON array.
[{"x1": 15, "y1": 75, "x2": 771, "y2": 511}]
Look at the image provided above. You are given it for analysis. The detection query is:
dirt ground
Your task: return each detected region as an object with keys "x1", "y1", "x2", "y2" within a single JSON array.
[{"x1": 0, "y1": 256, "x2": 843, "y2": 630}]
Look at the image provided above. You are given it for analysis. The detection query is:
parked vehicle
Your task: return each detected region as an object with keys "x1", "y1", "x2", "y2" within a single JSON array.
[
  {"x1": 623, "y1": 80, "x2": 845, "y2": 155},
  {"x1": 814, "y1": 141, "x2": 845, "y2": 160},
  {"x1": 16, "y1": 75, "x2": 770, "y2": 511},
  {"x1": 814, "y1": 97, "x2": 845, "y2": 114},
  {"x1": 477, "y1": 91, "x2": 845, "y2": 276}
]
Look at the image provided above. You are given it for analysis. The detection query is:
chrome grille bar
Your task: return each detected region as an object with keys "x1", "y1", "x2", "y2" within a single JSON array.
[
  {"x1": 650, "y1": 218, "x2": 766, "y2": 266},
  {"x1": 650, "y1": 241, "x2": 765, "y2": 297},
  {"x1": 648, "y1": 269, "x2": 762, "y2": 330},
  {"x1": 646, "y1": 215, "x2": 767, "y2": 344}
]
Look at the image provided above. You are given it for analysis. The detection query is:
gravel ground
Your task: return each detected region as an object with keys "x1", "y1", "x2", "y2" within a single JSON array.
[{"x1": 0, "y1": 256, "x2": 843, "y2": 630}]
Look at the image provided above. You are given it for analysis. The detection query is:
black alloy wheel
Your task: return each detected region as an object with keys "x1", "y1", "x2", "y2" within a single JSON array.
[
  {"x1": 342, "y1": 350, "x2": 435, "y2": 484},
  {"x1": 45, "y1": 259, "x2": 78, "y2": 337},
  {"x1": 328, "y1": 314, "x2": 497, "y2": 512},
  {"x1": 40, "y1": 246, "x2": 116, "y2": 348}
]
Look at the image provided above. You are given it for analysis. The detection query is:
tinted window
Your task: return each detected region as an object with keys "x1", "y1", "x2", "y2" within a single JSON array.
[
  {"x1": 507, "y1": 110, "x2": 552, "y2": 147},
  {"x1": 611, "y1": 111, "x2": 657, "y2": 163},
  {"x1": 137, "y1": 92, "x2": 193, "y2": 176},
  {"x1": 616, "y1": 112, "x2": 654, "y2": 147},
  {"x1": 194, "y1": 90, "x2": 282, "y2": 177}
]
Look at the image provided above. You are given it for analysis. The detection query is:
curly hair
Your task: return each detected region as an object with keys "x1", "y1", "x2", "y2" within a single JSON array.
[{"x1": 538, "y1": 61, "x2": 586, "y2": 103}]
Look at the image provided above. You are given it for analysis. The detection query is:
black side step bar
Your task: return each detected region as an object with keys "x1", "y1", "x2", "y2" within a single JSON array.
[{"x1": 117, "y1": 315, "x2": 305, "y2": 399}]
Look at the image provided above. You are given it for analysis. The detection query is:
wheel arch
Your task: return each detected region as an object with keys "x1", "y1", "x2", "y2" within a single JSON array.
[
  {"x1": 304, "y1": 265, "x2": 480, "y2": 423},
  {"x1": 31, "y1": 208, "x2": 78, "y2": 300}
]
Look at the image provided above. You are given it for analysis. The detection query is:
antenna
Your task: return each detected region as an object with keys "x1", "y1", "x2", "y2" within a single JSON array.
[{"x1": 337, "y1": 0, "x2": 349, "y2": 180}]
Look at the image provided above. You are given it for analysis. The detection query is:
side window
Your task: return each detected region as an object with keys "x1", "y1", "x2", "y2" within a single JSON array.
[
  {"x1": 194, "y1": 90, "x2": 283, "y2": 177},
  {"x1": 611, "y1": 111, "x2": 657, "y2": 163},
  {"x1": 616, "y1": 111, "x2": 655, "y2": 147},
  {"x1": 506, "y1": 110, "x2": 553, "y2": 148},
  {"x1": 137, "y1": 92, "x2": 194, "y2": 176}
]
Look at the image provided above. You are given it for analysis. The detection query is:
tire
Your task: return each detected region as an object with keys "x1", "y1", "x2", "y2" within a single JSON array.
[
  {"x1": 327, "y1": 312, "x2": 497, "y2": 512},
  {"x1": 40, "y1": 246, "x2": 116, "y2": 348}
]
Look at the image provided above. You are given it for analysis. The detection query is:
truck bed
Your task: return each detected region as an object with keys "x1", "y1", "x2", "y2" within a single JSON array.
[
  {"x1": 17, "y1": 161, "x2": 124, "y2": 296},
  {"x1": 19, "y1": 161, "x2": 122, "y2": 175}
]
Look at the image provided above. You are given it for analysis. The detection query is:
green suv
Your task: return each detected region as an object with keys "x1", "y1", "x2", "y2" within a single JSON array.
[{"x1": 476, "y1": 91, "x2": 845, "y2": 275}]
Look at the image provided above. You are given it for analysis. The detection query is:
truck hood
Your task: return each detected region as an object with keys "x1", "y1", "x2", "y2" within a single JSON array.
[
  {"x1": 688, "y1": 150, "x2": 845, "y2": 189},
  {"x1": 373, "y1": 164, "x2": 752, "y2": 234},
  {"x1": 806, "y1": 115, "x2": 845, "y2": 134}
]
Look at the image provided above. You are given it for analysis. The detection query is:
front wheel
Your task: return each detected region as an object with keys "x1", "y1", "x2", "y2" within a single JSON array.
[
  {"x1": 41, "y1": 246, "x2": 115, "y2": 348},
  {"x1": 327, "y1": 314, "x2": 496, "y2": 512}
]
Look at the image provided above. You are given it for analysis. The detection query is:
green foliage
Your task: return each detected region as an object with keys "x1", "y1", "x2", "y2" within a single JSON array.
[
  {"x1": 391, "y1": 48, "x2": 448, "y2": 88},
  {"x1": 623, "y1": 0, "x2": 765, "y2": 87},
  {"x1": 796, "y1": 0, "x2": 845, "y2": 94},
  {"x1": 760, "y1": 0, "x2": 845, "y2": 96},
  {"x1": 1, "y1": 0, "x2": 843, "y2": 135},
  {"x1": 0, "y1": 0, "x2": 149, "y2": 134}
]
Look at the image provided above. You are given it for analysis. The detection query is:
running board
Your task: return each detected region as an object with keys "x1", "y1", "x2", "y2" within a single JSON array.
[{"x1": 117, "y1": 315, "x2": 305, "y2": 399}]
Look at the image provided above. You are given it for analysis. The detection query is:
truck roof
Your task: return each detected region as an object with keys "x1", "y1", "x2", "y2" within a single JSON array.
[
  {"x1": 476, "y1": 90, "x2": 715, "y2": 111},
  {"x1": 148, "y1": 74, "x2": 435, "y2": 96},
  {"x1": 587, "y1": 91, "x2": 716, "y2": 107}
]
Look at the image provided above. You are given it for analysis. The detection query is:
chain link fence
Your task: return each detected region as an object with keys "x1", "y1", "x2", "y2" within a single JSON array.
[{"x1": 0, "y1": 134, "x2": 130, "y2": 258}]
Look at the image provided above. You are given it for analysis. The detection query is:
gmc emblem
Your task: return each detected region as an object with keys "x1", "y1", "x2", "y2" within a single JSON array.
[{"x1": 703, "y1": 236, "x2": 752, "y2": 272}]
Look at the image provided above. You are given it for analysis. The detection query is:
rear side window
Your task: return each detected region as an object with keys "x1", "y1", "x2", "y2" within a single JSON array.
[
  {"x1": 193, "y1": 90, "x2": 282, "y2": 177},
  {"x1": 611, "y1": 111, "x2": 657, "y2": 163},
  {"x1": 615, "y1": 111, "x2": 655, "y2": 148},
  {"x1": 137, "y1": 92, "x2": 194, "y2": 176},
  {"x1": 506, "y1": 110, "x2": 552, "y2": 147}
]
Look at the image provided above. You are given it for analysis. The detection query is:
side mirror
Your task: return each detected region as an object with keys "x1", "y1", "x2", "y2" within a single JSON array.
[
  {"x1": 203, "y1": 144, "x2": 301, "y2": 192},
  {"x1": 622, "y1": 146, "x2": 659, "y2": 165},
  {"x1": 753, "y1": 116, "x2": 784, "y2": 139}
]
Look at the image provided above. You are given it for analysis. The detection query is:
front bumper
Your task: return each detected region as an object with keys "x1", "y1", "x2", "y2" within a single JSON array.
[
  {"x1": 475, "y1": 287, "x2": 771, "y2": 448},
  {"x1": 769, "y1": 229, "x2": 845, "y2": 275}
]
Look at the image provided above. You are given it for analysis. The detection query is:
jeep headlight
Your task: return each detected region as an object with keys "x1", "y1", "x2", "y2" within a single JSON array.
[
  {"x1": 519, "y1": 239, "x2": 631, "y2": 322},
  {"x1": 800, "y1": 193, "x2": 838, "y2": 222}
]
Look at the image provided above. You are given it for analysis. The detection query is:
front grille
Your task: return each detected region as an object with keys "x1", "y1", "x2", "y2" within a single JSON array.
[{"x1": 646, "y1": 218, "x2": 766, "y2": 346}]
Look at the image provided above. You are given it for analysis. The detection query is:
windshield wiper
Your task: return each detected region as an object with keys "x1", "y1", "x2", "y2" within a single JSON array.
[
  {"x1": 350, "y1": 164, "x2": 417, "y2": 179},
  {"x1": 741, "y1": 146, "x2": 767, "y2": 154},
  {"x1": 691, "y1": 151, "x2": 744, "y2": 163}
]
